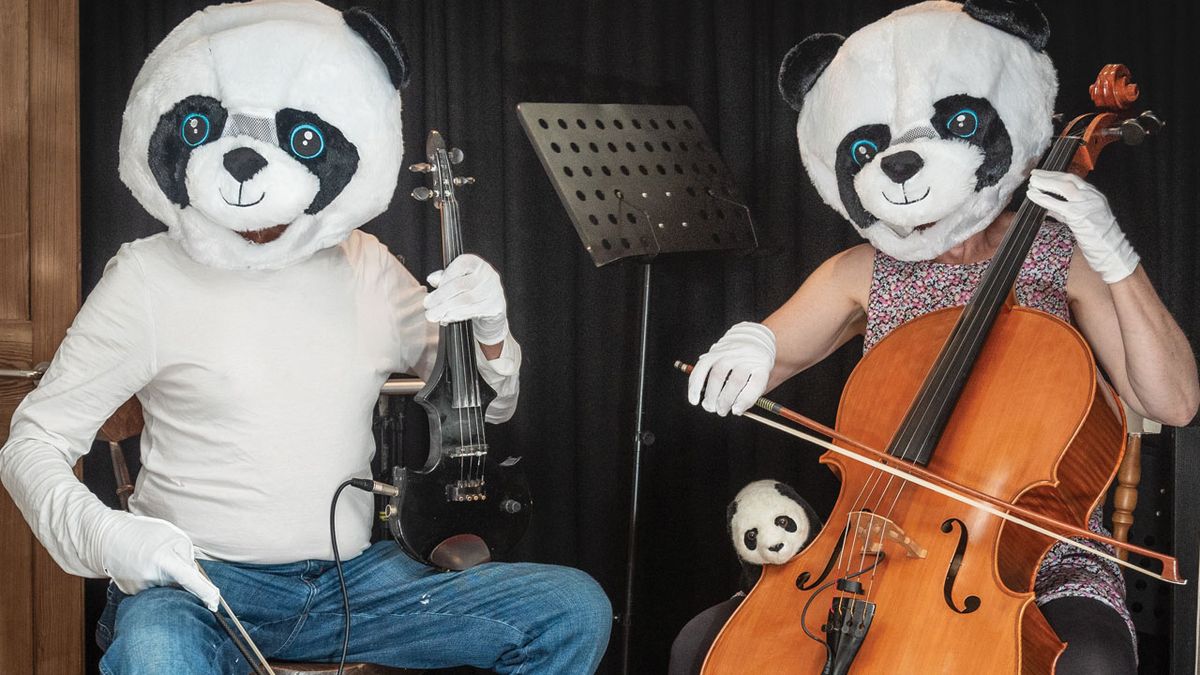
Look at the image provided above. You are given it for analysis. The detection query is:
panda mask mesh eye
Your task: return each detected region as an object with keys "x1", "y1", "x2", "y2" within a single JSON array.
[
  {"x1": 931, "y1": 94, "x2": 1013, "y2": 190},
  {"x1": 148, "y1": 95, "x2": 229, "y2": 208},
  {"x1": 273, "y1": 108, "x2": 360, "y2": 215}
]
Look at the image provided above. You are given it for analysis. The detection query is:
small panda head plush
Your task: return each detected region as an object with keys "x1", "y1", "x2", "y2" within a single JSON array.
[
  {"x1": 779, "y1": 0, "x2": 1057, "y2": 261},
  {"x1": 118, "y1": 0, "x2": 410, "y2": 270},
  {"x1": 728, "y1": 480, "x2": 819, "y2": 568}
]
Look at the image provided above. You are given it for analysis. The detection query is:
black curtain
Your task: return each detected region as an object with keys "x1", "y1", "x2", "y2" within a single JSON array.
[{"x1": 80, "y1": 1, "x2": 1200, "y2": 672}]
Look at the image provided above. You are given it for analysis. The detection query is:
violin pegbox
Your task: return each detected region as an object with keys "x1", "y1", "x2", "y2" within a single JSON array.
[{"x1": 409, "y1": 130, "x2": 475, "y2": 205}]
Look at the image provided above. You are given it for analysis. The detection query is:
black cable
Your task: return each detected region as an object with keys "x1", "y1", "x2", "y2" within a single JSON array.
[{"x1": 330, "y1": 480, "x2": 355, "y2": 675}]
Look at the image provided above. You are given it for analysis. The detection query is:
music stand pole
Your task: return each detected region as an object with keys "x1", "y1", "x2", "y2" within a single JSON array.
[{"x1": 621, "y1": 261, "x2": 652, "y2": 674}]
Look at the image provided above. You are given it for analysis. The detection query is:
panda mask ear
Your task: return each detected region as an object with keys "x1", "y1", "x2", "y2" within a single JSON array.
[
  {"x1": 344, "y1": 7, "x2": 411, "y2": 90},
  {"x1": 778, "y1": 33, "x2": 845, "y2": 113},
  {"x1": 962, "y1": 0, "x2": 1050, "y2": 51}
]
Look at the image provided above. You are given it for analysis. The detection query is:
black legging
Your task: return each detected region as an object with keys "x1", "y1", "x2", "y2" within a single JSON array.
[{"x1": 668, "y1": 595, "x2": 1136, "y2": 675}]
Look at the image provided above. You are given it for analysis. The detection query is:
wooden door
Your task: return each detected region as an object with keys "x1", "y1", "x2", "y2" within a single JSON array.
[{"x1": 0, "y1": 0, "x2": 83, "y2": 672}]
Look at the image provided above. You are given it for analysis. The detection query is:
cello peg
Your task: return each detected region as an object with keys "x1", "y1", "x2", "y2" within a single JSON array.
[
  {"x1": 409, "y1": 162, "x2": 432, "y2": 173},
  {"x1": 448, "y1": 148, "x2": 464, "y2": 164},
  {"x1": 411, "y1": 186, "x2": 435, "y2": 201},
  {"x1": 453, "y1": 176, "x2": 475, "y2": 187}
]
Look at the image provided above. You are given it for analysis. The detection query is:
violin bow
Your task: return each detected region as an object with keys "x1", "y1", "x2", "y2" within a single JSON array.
[{"x1": 674, "y1": 361, "x2": 1185, "y2": 585}]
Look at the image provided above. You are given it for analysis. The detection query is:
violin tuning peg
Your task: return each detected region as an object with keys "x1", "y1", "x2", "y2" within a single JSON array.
[
  {"x1": 411, "y1": 187, "x2": 435, "y2": 201},
  {"x1": 448, "y1": 148, "x2": 464, "y2": 164},
  {"x1": 1118, "y1": 118, "x2": 1147, "y2": 146},
  {"x1": 452, "y1": 176, "x2": 475, "y2": 187},
  {"x1": 408, "y1": 163, "x2": 433, "y2": 173},
  {"x1": 1138, "y1": 110, "x2": 1164, "y2": 131}
]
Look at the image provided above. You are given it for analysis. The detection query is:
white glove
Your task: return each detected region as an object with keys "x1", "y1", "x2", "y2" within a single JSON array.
[
  {"x1": 100, "y1": 511, "x2": 220, "y2": 611},
  {"x1": 424, "y1": 254, "x2": 509, "y2": 345},
  {"x1": 1026, "y1": 169, "x2": 1140, "y2": 284},
  {"x1": 687, "y1": 322, "x2": 777, "y2": 416}
]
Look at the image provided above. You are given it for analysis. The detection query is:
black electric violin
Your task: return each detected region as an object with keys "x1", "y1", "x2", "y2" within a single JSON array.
[{"x1": 387, "y1": 130, "x2": 531, "y2": 570}]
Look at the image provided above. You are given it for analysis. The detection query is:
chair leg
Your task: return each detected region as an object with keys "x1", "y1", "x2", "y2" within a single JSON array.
[{"x1": 1111, "y1": 433, "x2": 1142, "y2": 561}]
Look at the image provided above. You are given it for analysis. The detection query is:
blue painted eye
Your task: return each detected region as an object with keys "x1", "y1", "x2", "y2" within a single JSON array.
[
  {"x1": 180, "y1": 113, "x2": 210, "y2": 147},
  {"x1": 850, "y1": 139, "x2": 878, "y2": 167},
  {"x1": 947, "y1": 109, "x2": 979, "y2": 138},
  {"x1": 289, "y1": 124, "x2": 325, "y2": 159}
]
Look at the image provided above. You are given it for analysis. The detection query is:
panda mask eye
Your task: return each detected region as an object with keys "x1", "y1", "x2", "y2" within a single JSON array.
[
  {"x1": 181, "y1": 113, "x2": 211, "y2": 147},
  {"x1": 947, "y1": 109, "x2": 979, "y2": 138},
  {"x1": 775, "y1": 515, "x2": 798, "y2": 533},
  {"x1": 850, "y1": 139, "x2": 878, "y2": 167},
  {"x1": 289, "y1": 123, "x2": 325, "y2": 160},
  {"x1": 743, "y1": 528, "x2": 759, "y2": 551}
]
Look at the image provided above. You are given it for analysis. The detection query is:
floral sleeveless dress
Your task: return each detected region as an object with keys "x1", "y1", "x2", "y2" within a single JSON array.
[{"x1": 863, "y1": 220, "x2": 1135, "y2": 642}]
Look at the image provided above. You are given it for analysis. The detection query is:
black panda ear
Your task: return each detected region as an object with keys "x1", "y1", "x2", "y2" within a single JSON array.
[
  {"x1": 778, "y1": 33, "x2": 845, "y2": 113},
  {"x1": 962, "y1": 0, "x2": 1050, "y2": 52},
  {"x1": 344, "y1": 7, "x2": 411, "y2": 90}
]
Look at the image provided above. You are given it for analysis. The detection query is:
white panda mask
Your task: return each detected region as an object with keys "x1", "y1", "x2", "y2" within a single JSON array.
[
  {"x1": 780, "y1": 0, "x2": 1057, "y2": 262},
  {"x1": 118, "y1": 0, "x2": 409, "y2": 270},
  {"x1": 728, "y1": 480, "x2": 818, "y2": 566}
]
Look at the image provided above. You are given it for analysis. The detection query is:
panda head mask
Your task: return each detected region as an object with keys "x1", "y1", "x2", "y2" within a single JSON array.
[
  {"x1": 118, "y1": 0, "x2": 409, "y2": 270},
  {"x1": 780, "y1": 0, "x2": 1057, "y2": 262}
]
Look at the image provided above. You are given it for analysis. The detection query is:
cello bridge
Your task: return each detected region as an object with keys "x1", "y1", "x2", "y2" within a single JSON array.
[{"x1": 849, "y1": 511, "x2": 927, "y2": 558}]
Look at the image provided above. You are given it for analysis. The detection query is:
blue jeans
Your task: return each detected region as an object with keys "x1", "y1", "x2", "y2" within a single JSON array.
[{"x1": 96, "y1": 541, "x2": 611, "y2": 674}]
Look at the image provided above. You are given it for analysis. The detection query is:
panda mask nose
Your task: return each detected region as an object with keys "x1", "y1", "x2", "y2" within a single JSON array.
[
  {"x1": 880, "y1": 150, "x2": 924, "y2": 184},
  {"x1": 768, "y1": 542, "x2": 785, "y2": 553},
  {"x1": 224, "y1": 147, "x2": 268, "y2": 183}
]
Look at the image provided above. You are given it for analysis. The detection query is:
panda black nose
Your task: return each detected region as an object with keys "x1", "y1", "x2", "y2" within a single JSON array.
[
  {"x1": 880, "y1": 150, "x2": 924, "y2": 184},
  {"x1": 769, "y1": 543, "x2": 784, "y2": 552},
  {"x1": 223, "y1": 147, "x2": 268, "y2": 183}
]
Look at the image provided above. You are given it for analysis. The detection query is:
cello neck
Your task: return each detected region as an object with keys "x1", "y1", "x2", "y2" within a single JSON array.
[{"x1": 885, "y1": 129, "x2": 1085, "y2": 466}]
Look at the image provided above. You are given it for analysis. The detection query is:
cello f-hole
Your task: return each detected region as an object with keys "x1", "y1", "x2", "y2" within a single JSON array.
[
  {"x1": 940, "y1": 518, "x2": 982, "y2": 614},
  {"x1": 797, "y1": 523, "x2": 851, "y2": 591}
]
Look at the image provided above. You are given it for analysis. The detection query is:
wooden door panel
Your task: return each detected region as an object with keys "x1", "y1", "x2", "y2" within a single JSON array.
[{"x1": 0, "y1": 0, "x2": 82, "y2": 672}]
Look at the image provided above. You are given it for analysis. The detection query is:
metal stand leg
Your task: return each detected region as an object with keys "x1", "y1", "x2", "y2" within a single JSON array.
[{"x1": 621, "y1": 263, "x2": 653, "y2": 675}]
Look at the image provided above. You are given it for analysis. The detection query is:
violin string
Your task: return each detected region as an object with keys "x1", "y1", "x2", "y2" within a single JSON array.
[
  {"x1": 448, "y1": 193, "x2": 483, "y2": 486},
  {"x1": 850, "y1": 131, "x2": 1083, "y2": 603}
]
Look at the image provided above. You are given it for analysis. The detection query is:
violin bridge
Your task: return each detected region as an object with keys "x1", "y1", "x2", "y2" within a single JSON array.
[
  {"x1": 448, "y1": 444, "x2": 488, "y2": 459},
  {"x1": 849, "y1": 511, "x2": 927, "y2": 558}
]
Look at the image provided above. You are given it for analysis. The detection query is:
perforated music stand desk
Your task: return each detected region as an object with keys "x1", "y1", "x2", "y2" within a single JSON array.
[
  {"x1": 518, "y1": 103, "x2": 757, "y2": 675},
  {"x1": 516, "y1": 103, "x2": 755, "y2": 265}
]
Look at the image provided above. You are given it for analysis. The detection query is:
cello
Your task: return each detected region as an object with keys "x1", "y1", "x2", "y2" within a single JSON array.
[
  {"x1": 692, "y1": 65, "x2": 1175, "y2": 674},
  {"x1": 387, "y1": 130, "x2": 532, "y2": 571}
]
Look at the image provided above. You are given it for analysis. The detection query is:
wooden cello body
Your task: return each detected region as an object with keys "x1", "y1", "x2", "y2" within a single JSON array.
[
  {"x1": 701, "y1": 65, "x2": 1160, "y2": 674},
  {"x1": 702, "y1": 304, "x2": 1125, "y2": 673}
]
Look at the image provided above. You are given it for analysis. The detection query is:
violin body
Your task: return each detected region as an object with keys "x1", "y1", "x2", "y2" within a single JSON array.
[
  {"x1": 702, "y1": 304, "x2": 1125, "y2": 674},
  {"x1": 388, "y1": 332, "x2": 532, "y2": 568},
  {"x1": 388, "y1": 130, "x2": 532, "y2": 570}
]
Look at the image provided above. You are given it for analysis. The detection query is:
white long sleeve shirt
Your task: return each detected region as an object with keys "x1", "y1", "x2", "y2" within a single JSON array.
[{"x1": 0, "y1": 230, "x2": 520, "y2": 569}]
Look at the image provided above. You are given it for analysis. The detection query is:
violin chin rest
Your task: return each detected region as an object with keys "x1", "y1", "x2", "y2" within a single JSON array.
[{"x1": 431, "y1": 534, "x2": 492, "y2": 571}]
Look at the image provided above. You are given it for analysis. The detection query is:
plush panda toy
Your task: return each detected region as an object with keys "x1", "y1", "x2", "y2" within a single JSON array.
[
  {"x1": 779, "y1": 0, "x2": 1056, "y2": 262},
  {"x1": 118, "y1": 0, "x2": 410, "y2": 270},
  {"x1": 727, "y1": 480, "x2": 820, "y2": 589}
]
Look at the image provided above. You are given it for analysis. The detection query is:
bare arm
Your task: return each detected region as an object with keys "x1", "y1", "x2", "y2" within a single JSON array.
[
  {"x1": 762, "y1": 244, "x2": 874, "y2": 391},
  {"x1": 1068, "y1": 253, "x2": 1199, "y2": 426}
]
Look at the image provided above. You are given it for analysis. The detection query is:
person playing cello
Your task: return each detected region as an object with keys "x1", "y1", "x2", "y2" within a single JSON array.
[{"x1": 678, "y1": 1, "x2": 1198, "y2": 673}]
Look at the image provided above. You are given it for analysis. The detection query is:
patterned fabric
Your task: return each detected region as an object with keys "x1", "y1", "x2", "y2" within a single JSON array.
[{"x1": 863, "y1": 220, "x2": 1135, "y2": 642}]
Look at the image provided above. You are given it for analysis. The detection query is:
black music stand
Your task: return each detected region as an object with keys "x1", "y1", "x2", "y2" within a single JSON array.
[{"x1": 517, "y1": 102, "x2": 757, "y2": 674}]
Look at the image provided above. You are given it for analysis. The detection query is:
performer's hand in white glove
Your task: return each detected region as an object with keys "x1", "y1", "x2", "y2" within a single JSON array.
[
  {"x1": 424, "y1": 254, "x2": 509, "y2": 345},
  {"x1": 687, "y1": 322, "x2": 777, "y2": 416},
  {"x1": 1026, "y1": 169, "x2": 1140, "y2": 284},
  {"x1": 100, "y1": 512, "x2": 220, "y2": 612}
]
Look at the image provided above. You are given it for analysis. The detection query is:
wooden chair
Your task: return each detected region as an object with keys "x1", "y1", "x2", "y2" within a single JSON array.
[
  {"x1": 1108, "y1": 405, "x2": 1161, "y2": 560},
  {"x1": 99, "y1": 396, "x2": 420, "y2": 675}
]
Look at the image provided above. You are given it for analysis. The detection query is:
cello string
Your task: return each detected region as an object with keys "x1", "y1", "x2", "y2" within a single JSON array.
[{"x1": 854, "y1": 132, "x2": 1082, "y2": 601}]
